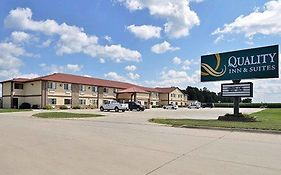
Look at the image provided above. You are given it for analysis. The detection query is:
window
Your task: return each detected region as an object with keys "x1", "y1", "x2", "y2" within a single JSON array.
[
  {"x1": 64, "y1": 84, "x2": 71, "y2": 90},
  {"x1": 80, "y1": 85, "x2": 86, "y2": 92},
  {"x1": 14, "y1": 83, "x2": 23, "y2": 89},
  {"x1": 64, "y1": 99, "x2": 71, "y2": 105},
  {"x1": 171, "y1": 94, "x2": 176, "y2": 97},
  {"x1": 48, "y1": 82, "x2": 56, "y2": 89},
  {"x1": 79, "y1": 99, "x2": 86, "y2": 105},
  {"x1": 92, "y1": 86, "x2": 98, "y2": 93},
  {"x1": 89, "y1": 99, "x2": 97, "y2": 105},
  {"x1": 48, "y1": 98, "x2": 56, "y2": 105},
  {"x1": 178, "y1": 94, "x2": 182, "y2": 98},
  {"x1": 103, "y1": 87, "x2": 108, "y2": 93}
]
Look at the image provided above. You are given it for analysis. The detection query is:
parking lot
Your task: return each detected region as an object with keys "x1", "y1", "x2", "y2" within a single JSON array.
[{"x1": 0, "y1": 108, "x2": 280, "y2": 175}]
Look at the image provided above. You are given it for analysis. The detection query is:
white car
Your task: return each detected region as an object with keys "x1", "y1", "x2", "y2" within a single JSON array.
[
  {"x1": 188, "y1": 102, "x2": 201, "y2": 109},
  {"x1": 100, "y1": 100, "x2": 128, "y2": 112},
  {"x1": 163, "y1": 104, "x2": 178, "y2": 110}
]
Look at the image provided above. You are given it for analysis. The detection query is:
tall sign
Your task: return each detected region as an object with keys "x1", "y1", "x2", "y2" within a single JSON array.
[
  {"x1": 201, "y1": 45, "x2": 279, "y2": 116},
  {"x1": 201, "y1": 45, "x2": 279, "y2": 82}
]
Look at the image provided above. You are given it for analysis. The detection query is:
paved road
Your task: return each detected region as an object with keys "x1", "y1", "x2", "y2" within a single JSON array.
[{"x1": 0, "y1": 108, "x2": 280, "y2": 175}]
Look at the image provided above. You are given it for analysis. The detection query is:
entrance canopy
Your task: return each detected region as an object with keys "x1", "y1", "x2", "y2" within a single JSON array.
[{"x1": 117, "y1": 86, "x2": 149, "y2": 94}]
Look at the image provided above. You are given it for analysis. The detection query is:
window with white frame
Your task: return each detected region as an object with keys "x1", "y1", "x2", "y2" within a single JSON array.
[
  {"x1": 48, "y1": 98, "x2": 56, "y2": 105},
  {"x1": 64, "y1": 83, "x2": 71, "y2": 90},
  {"x1": 79, "y1": 99, "x2": 86, "y2": 105},
  {"x1": 48, "y1": 82, "x2": 56, "y2": 89},
  {"x1": 80, "y1": 85, "x2": 86, "y2": 92},
  {"x1": 103, "y1": 87, "x2": 108, "y2": 93},
  {"x1": 92, "y1": 86, "x2": 98, "y2": 93}
]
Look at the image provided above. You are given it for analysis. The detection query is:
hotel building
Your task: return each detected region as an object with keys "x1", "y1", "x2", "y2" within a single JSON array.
[{"x1": 1, "y1": 73, "x2": 188, "y2": 109}]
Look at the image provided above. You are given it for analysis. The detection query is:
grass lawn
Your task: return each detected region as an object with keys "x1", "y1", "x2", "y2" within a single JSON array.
[
  {"x1": 33, "y1": 112, "x2": 104, "y2": 119},
  {"x1": 149, "y1": 108, "x2": 281, "y2": 131},
  {"x1": 0, "y1": 109, "x2": 32, "y2": 113}
]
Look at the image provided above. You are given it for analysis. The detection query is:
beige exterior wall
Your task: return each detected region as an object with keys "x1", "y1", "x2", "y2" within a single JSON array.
[
  {"x1": 168, "y1": 88, "x2": 188, "y2": 106},
  {"x1": 2, "y1": 79, "x2": 186, "y2": 109},
  {"x1": 2, "y1": 97, "x2": 11, "y2": 108},
  {"x1": 24, "y1": 97, "x2": 41, "y2": 107},
  {"x1": 159, "y1": 93, "x2": 169, "y2": 106},
  {"x1": 3, "y1": 82, "x2": 11, "y2": 96},
  {"x1": 47, "y1": 82, "x2": 72, "y2": 97},
  {"x1": 159, "y1": 88, "x2": 188, "y2": 107}
]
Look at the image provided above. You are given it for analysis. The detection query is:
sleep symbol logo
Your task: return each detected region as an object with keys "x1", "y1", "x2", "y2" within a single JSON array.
[{"x1": 201, "y1": 54, "x2": 226, "y2": 77}]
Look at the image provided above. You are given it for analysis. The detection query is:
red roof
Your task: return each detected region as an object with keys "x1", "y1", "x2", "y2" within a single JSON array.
[
  {"x1": 118, "y1": 86, "x2": 149, "y2": 93},
  {"x1": 155, "y1": 87, "x2": 177, "y2": 93},
  {"x1": 1, "y1": 78, "x2": 30, "y2": 83},
  {"x1": 1, "y1": 73, "x2": 180, "y2": 93}
]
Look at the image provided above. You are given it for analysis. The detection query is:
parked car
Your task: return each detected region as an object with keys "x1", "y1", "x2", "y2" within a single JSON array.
[
  {"x1": 126, "y1": 102, "x2": 145, "y2": 111},
  {"x1": 201, "y1": 103, "x2": 214, "y2": 108},
  {"x1": 163, "y1": 104, "x2": 178, "y2": 110},
  {"x1": 100, "y1": 100, "x2": 128, "y2": 112},
  {"x1": 188, "y1": 102, "x2": 201, "y2": 109}
]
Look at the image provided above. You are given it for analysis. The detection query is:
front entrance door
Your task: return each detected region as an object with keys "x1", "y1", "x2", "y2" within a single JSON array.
[{"x1": 12, "y1": 98, "x2": 18, "y2": 108}]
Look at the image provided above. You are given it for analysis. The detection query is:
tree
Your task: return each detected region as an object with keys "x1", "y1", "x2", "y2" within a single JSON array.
[{"x1": 242, "y1": 98, "x2": 252, "y2": 103}]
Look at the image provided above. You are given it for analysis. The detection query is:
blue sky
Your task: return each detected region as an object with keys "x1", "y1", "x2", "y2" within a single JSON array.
[{"x1": 0, "y1": 0, "x2": 281, "y2": 102}]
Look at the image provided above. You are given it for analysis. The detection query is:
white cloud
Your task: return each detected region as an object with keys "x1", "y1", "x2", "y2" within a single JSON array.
[
  {"x1": 173, "y1": 56, "x2": 182, "y2": 64},
  {"x1": 11, "y1": 31, "x2": 32, "y2": 43},
  {"x1": 0, "y1": 41, "x2": 38, "y2": 81},
  {"x1": 40, "y1": 63, "x2": 83, "y2": 73},
  {"x1": 41, "y1": 39, "x2": 52, "y2": 47},
  {"x1": 127, "y1": 24, "x2": 161, "y2": 40},
  {"x1": 213, "y1": 0, "x2": 281, "y2": 41},
  {"x1": 99, "y1": 58, "x2": 105, "y2": 63},
  {"x1": 104, "y1": 72, "x2": 132, "y2": 83},
  {"x1": 5, "y1": 7, "x2": 141, "y2": 62},
  {"x1": 182, "y1": 59, "x2": 192, "y2": 70},
  {"x1": 127, "y1": 72, "x2": 140, "y2": 80},
  {"x1": 145, "y1": 69, "x2": 200, "y2": 88},
  {"x1": 66, "y1": 64, "x2": 83, "y2": 72},
  {"x1": 104, "y1": 35, "x2": 112, "y2": 42},
  {"x1": 119, "y1": 0, "x2": 200, "y2": 38},
  {"x1": 125, "y1": 65, "x2": 137, "y2": 71},
  {"x1": 151, "y1": 41, "x2": 179, "y2": 54}
]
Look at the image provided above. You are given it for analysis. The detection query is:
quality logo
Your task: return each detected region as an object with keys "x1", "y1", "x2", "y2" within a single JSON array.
[{"x1": 201, "y1": 54, "x2": 226, "y2": 77}]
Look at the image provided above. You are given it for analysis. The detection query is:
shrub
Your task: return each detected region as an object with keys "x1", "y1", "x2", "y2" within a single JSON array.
[
  {"x1": 42, "y1": 105, "x2": 53, "y2": 110},
  {"x1": 59, "y1": 105, "x2": 68, "y2": 110},
  {"x1": 32, "y1": 105, "x2": 39, "y2": 109},
  {"x1": 19, "y1": 103, "x2": 31, "y2": 109},
  {"x1": 218, "y1": 113, "x2": 256, "y2": 122},
  {"x1": 72, "y1": 105, "x2": 81, "y2": 109},
  {"x1": 214, "y1": 103, "x2": 281, "y2": 108}
]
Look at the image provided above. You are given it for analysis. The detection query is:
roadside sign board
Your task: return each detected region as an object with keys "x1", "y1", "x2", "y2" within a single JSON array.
[
  {"x1": 221, "y1": 82, "x2": 253, "y2": 97},
  {"x1": 201, "y1": 45, "x2": 279, "y2": 82}
]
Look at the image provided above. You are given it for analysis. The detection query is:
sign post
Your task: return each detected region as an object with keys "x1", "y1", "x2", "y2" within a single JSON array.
[
  {"x1": 232, "y1": 80, "x2": 241, "y2": 116},
  {"x1": 201, "y1": 45, "x2": 279, "y2": 116}
]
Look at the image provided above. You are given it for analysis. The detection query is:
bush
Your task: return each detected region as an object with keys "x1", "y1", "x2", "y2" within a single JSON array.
[
  {"x1": 214, "y1": 103, "x2": 281, "y2": 108},
  {"x1": 19, "y1": 103, "x2": 31, "y2": 109},
  {"x1": 32, "y1": 105, "x2": 39, "y2": 109},
  {"x1": 72, "y1": 105, "x2": 81, "y2": 109},
  {"x1": 218, "y1": 113, "x2": 256, "y2": 122},
  {"x1": 59, "y1": 105, "x2": 68, "y2": 110},
  {"x1": 42, "y1": 105, "x2": 53, "y2": 110}
]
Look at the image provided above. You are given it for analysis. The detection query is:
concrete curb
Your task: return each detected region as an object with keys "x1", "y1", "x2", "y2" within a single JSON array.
[
  {"x1": 179, "y1": 125, "x2": 281, "y2": 135},
  {"x1": 152, "y1": 123, "x2": 281, "y2": 135}
]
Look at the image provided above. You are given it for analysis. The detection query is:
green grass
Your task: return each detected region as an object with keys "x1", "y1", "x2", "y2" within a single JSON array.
[
  {"x1": 0, "y1": 109, "x2": 32, "y2": 113},
  {"x1": 33, "y1": 112, "x2": 104, "y2": 118},
  {"x1": 149, "y1": 109, "x2": 281, "y2": 131}
]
